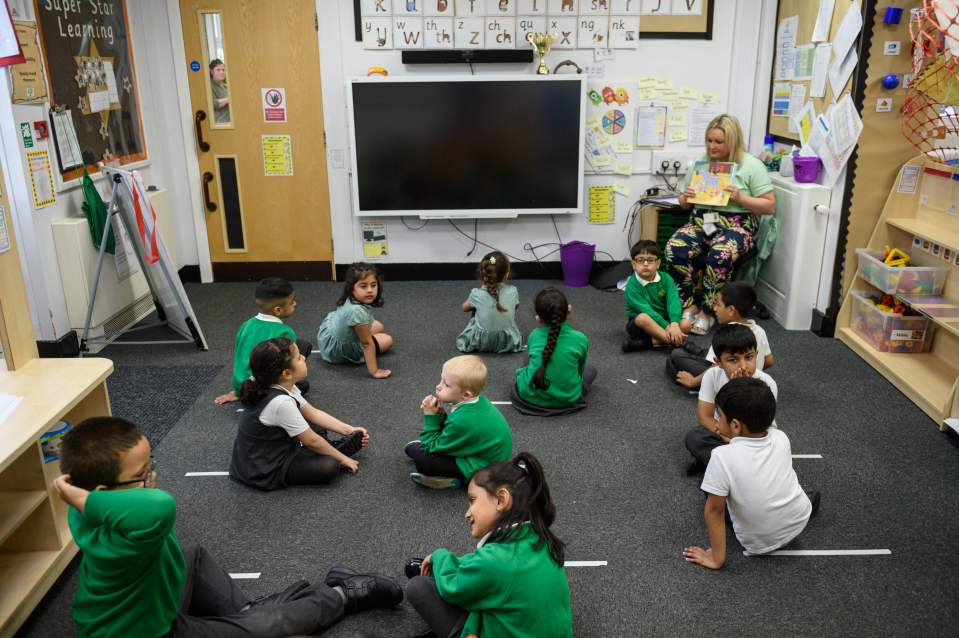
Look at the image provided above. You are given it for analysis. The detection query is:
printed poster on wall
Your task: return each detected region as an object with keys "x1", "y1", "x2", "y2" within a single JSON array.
[
  {"x1": 361, "y1": 221, "x2": 388, "y2": 258},
  {"x1": 26, "y1": 148, "x2": 55, "y2": 208},
  {"x1": 262, "y1": 135, "x2": 293, "y2": 176},
  {"x1": 261, "y1": 88, "x2": 287, "y2": 123},
  {"x1": 0, "y1": 205, "x2": 10, "y2": 254},
  {"x1": 11, "y1": 21, "x2": 47, "y2": 102},
  {"x1": 587, "y1": 81, "x2": 635, "y2": 154}
]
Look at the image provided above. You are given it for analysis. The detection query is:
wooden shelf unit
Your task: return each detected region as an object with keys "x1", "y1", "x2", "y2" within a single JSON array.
[{"x1": 837, "y1": 156, "x2": 959, "y2": 428}]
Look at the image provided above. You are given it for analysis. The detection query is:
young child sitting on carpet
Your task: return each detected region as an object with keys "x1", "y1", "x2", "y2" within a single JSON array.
[
  {"x1": 215, "y1": 277, "x2": 312, "y2": 405},
  {"x1": 622, "y1": 240, "x2": 690, "y2": 352},
  {"x1": 683, "y1": 378, "x2": 818, "y2": 570},
  {"x1": 406, "y1": 452, "x2": 573, "y2": 638},
  {"x1": 405, "y1": 354, "x2": 512, "y2": 490},
  {"x1": 317, "y1": 262, "x2": 394, "y2": 379},
  {"x1": 511, "y1": 287, "x2": 597, "y2": 416},
  {"x1": 55, "y1": 416, "x2": 401, "y2": 638},
  {"x1": 230, "y1": 337, "x2": 368, "y2": 490},
  {"x1": 685, "y1": 323, "x2": 777, "y2": 473},
  {"x1": 668, "y1": 281, "x2": 774, "y2": 389},
  {"x1": 456, "y1": 251, "x2": 523, "y2": 353}
]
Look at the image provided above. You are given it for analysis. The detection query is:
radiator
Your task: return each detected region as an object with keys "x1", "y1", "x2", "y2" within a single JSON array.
[
  {"x1": 757, "y1": 175, "x2": 832, "y2": 330},
  {"x1": 52, "y1": 189, "x2": 176, "y2": 352}
]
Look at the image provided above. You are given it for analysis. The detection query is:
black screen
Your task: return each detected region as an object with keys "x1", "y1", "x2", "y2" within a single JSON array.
[{"x1": 351, "y1": 79, "x2": 583, "y2": 212}]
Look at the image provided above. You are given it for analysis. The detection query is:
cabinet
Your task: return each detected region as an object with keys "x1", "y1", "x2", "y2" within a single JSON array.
[
  {"x1": 837, "y1": 156, "x2": 959, "y2": 428},
  {"x1": 0, "y1": 173, "x2": 113, "y2": 635}
]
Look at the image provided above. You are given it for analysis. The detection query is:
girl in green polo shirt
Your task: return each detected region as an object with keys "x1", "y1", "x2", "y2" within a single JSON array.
[
  {"x1": 511, "y1": 287, "x2": 597, "y2": 416},
  {"x1": 407, "y1": 452, "x2": 573, "y2": 638}
]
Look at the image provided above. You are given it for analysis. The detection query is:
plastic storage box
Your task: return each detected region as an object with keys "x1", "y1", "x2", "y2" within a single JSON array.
[
  {"x1": 856, "y1": 248, "x2": 949, "y2": 295},
  {"x1": 850, "y1": 290, "x2": 933, "y2": 353}
]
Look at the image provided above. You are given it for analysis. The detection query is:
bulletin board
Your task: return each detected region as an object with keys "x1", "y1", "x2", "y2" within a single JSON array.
[
  {"x1": 33, "y1": 0, "x2": 147, "y2": 182},
  {"x1": 767, "y1": 0, "x2": 864, "y2": 141}
]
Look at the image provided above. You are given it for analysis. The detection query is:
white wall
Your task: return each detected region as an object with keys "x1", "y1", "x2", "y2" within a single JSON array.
[
  {"x1": 319, "y1": 0, "x2": 774, "y2": 266},
  {"x1": 0, "y1": 0, "x2": 198, "y2": 340}
]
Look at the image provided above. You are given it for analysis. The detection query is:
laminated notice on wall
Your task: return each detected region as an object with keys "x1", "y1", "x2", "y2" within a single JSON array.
[
  {"x1": 26, "y1": 149, "x2": 55, "y2": 208},
  {"x1": 361, "y1": 221, "x2": 388, "y2": 258},
  {"x1": 262, "y1": 135, "x2": 293, "y2": 176},
  {"x1": 588, "y1": 185, "x2": 615, "y2": 224},
  {"x1": 0, "y1": 205, "x2": 10, "y2": 254}
]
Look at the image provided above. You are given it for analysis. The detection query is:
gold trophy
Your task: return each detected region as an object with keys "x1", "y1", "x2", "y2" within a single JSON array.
[{"x1": 527, "y1": 32, "x2": 556, "y2": 75}]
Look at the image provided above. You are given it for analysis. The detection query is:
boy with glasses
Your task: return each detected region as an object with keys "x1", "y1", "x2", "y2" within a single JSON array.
[
  {"x1": 54, "y1": 417, "x2": 402, "y2": 637},
  {"x1": 622, "y1": 240, "x2": 692, "y2": 352}
]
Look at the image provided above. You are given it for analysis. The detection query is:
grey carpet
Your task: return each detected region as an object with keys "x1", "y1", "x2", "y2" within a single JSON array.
[
  {"x1": 17, "y1": 279, "x2": 959, "y2": 637},
  {"x1": 107, "y1": 364, "x2": 222, "y2": 448}
]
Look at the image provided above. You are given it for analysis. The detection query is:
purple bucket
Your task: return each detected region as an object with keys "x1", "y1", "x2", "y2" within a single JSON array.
[
  {"x1": 793, "y1": 156, "x2": 822, "y2": 183},
  {"x1": 560, "y1": 241, "x2": 595, "y2": 287}
]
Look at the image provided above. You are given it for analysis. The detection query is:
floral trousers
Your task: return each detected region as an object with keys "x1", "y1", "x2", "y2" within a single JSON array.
[{"x1": 665, "y1": 209, "x2": 756, "y2": 312}]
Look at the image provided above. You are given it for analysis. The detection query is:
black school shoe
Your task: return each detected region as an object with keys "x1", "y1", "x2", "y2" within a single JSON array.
[
  {"x1": 622, "y1": 336, "x2": 650, "y2": 353},
  {"x1": 807, "y1": 490, "x2": 821, "y2": 518},
  {"x1": 404, "y1": 557, "x2": 424, "y2": 579},
  {"x1": 334, "y1": 431, "x2": 365, "y2": 457},
  {"x1": 324, "y1": 566, "x2": 403, "y2": 613}
]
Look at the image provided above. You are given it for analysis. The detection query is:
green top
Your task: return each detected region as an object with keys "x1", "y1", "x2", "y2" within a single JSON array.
[
  {"x1": 317, "y1": 299, "x2": 375, "y2": 364},
  {"x1": 515, "y1": 323, "x2": 589, "y2": 408},
  {"x1": 231, "y1": 314, "x2": 297, "y2": 392},
  {"x1": 456, "y1": 284, "x2": 523, "y2": 354},
  {"x1": 420, "y1": 395, "x2": 513, "y2": 479},
  {"x1": 69, "y1": 489, "x2": 186, "y2": 638},
  {"x1": 431, "y1": 524, "x2": 573, "y2": 638},
  {"x1": 624, "y1": 271, "x2": 683, "y2": 329},
  {"x1": 211, "y1": 80, "x2": 230, "y2": 123},
  {"x1": 683, "y1": 153, "x2": 773, "y2": 214}
]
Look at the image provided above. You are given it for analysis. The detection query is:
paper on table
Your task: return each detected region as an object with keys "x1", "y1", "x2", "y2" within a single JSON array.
[
  {"x1": 634, "y1": 104, "x2": 667, "y2": 148},
  {"x1": 810, "y1": 43, "x2": 831, "y2": 98},
  {"x1": 829, "y1": 47, "x2": 857, "y2": 98},
  {"x1": 812, "y1": 0, "x2": 836, "y2": 42},
  {"x1": 832, "y1": 1, "x2": 862, "y2": 66},
  {"x1": 831, "y1": 93, "x2": 863, "y2": 153},
  {"x1": 793, "y1": 44, "x2": 816, "y2": 80},
  {"x1": 0, "y1": 394, "x2": 24, "y2": 426},
  {"x1": 788, "y1": 84, "x2": 806, "y2": 133},
  {"x1": 102, "y1": 60, "x2": 120, "y2": 105},
  {"x1": 775, "y1": 15, "x2": 798, "y2": 81},
  {"x1": 688, "y1": 107, "x2": 719, "y2": 146}
]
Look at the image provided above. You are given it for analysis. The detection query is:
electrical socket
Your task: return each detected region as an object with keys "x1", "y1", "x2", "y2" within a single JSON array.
[{"x1": 651, "y1": 151, "x2": 698, "y2": 175}]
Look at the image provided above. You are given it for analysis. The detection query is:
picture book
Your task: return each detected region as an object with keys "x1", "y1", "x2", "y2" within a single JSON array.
[{"x1": 688, "y1": 161, "x2": 737, "y2": 207}]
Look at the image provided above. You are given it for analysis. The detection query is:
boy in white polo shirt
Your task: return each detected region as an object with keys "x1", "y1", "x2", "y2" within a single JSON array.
[
  {"x1": 683, "y1": 377, "x2": 817, "y2": 569},
  {"x1": 685, "y1": 323, "x2": 777, "y2": 473}
]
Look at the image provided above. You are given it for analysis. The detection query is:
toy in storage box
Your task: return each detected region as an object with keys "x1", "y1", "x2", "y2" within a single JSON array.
[
  {"x1": 850, "y1": 291, "x2": 933, "y2": 353},
  {"x1": 856, "y1": 248, "x2": 949, "y2": 295}
]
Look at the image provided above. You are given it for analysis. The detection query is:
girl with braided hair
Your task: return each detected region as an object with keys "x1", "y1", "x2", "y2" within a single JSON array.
[
  {"x1": 230, "y1": 337, "x2": 370, "y2": 490},
  {"x1": 406, "y1": 452, "x2": 572, "y2": 638},
  {"x1": 456, "y1": 251, "x2": 523, "y2": 353},
  {"x1": 510, "y1": 288, "x2": 597, "y2": 416}
]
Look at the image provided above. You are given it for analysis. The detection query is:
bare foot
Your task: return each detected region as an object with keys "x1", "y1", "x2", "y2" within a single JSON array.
[
  {"x1": 214, "y1": 391, "x2": 238, "y2": 405},
  {"x1": 676, "y1": 371, "x2": 696, "y2": 388}
]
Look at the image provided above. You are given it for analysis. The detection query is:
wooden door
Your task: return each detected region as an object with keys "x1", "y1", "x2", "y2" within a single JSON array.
[{"x1": 179, "y1": 0, "x2": 333, "y2": 280}]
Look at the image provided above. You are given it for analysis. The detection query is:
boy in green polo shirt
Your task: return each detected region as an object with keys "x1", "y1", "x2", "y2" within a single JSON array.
[
  {"x1": 54, "y1": 416, "x2": 402, "y2": 638},
  {"x1": 215, "y1": 277, "x2": 313, "y2": 404},
  {"x1": 405, "y1": 355, "x2": 513, "y2": 490},
  {"x1": 622, "y1": 240, "x2": 691, "y2": 352}
]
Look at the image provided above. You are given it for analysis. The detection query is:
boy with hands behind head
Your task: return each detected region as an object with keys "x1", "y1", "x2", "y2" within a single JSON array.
[
  {"x1": 55, "y1": 416, "x2": 401, "y2": 638},
  {"x1": 683, "y1": 378, "x2": 816, "y2": 570}
]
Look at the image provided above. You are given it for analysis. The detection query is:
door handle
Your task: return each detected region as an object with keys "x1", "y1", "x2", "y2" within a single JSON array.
[
  {"x1": 195, "y1": 110, "x2": 210, "y2": 152},
  {"x1": 202, "y1": 172, "x2": 217, "y2": 212}
]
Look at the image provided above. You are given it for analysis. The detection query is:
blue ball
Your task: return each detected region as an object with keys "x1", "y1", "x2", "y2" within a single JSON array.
[{"x1": 882, "y1": 74, "x2": 900, "y2": 90}]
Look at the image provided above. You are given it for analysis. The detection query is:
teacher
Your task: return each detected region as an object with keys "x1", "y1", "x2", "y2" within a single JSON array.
[{"x1": 665, "y1": 114, "x2": 776, "y2": 335}]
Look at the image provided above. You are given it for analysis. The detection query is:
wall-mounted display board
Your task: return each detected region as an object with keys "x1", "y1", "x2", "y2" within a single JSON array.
[
  {"x1": 33, "y1": 0, "x2": 146, "y2": 182},
  {"x1": 353, "y1": 0, "x2": 712, "y2": 50},
  {"x1": 767, "y1": 0, "x2": 866, "y2": 142}
]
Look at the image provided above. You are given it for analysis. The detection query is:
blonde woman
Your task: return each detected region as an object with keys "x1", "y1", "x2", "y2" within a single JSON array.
[{"x1": 665, "y1": 114, "x2": 776, "y2": 335}]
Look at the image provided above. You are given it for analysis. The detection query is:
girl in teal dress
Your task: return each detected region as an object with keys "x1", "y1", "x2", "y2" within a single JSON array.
[
  {"x1": 317, "y1": 263, "x2": 394, "y2": 378},
  {"x1": 457, "y1": 251, "x2": 523, "y2": 354},
  {"x1": 406, "y1": 452, "x2": 573, "y2": 638}
]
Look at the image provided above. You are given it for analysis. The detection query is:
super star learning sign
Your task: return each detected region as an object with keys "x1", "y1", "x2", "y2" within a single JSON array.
[{"x1": 34, "y1": 0, "x2": 146, "y2": 180}]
